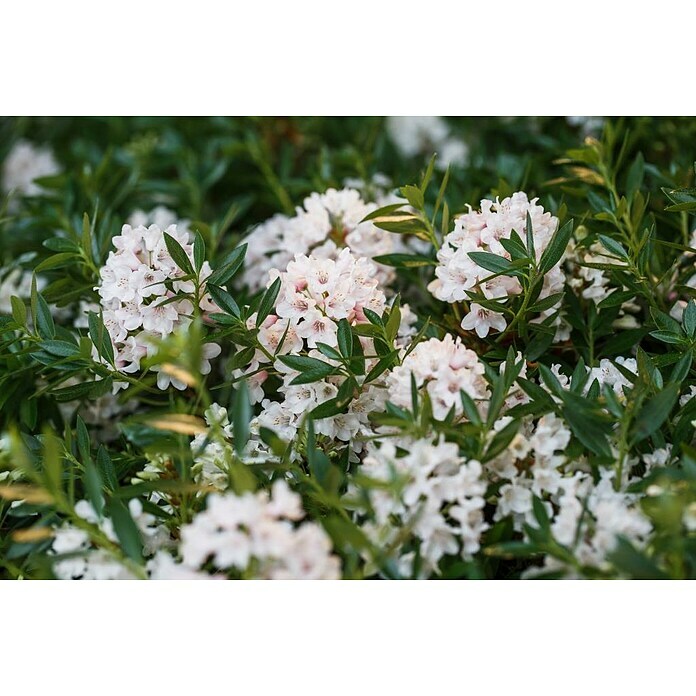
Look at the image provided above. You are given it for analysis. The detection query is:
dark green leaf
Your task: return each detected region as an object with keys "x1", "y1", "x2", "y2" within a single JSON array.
[
  {"x1": 256, "y1": 277, "x2": 281, "y2": 327},
  {"x1": 163, "y1": 232, "x2": 194, "y2": 276},
  {"x1": 538, "y1": 219, "x2": 574, "y2": 274}
]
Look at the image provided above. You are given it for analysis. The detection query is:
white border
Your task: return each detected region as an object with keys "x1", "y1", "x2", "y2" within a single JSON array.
[
  {"x1": 3, "y1": 581, "x2": 693, "y2": 694},
  {"x1": 2, "y1": 1, "x2": 693, "y2": 115}
]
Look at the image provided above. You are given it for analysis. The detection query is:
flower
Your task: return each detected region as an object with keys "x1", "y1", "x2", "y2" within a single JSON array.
[
  {"x1": 386, "y1": 116, "x2": 468, "y2": 170},
  {"x1": 428, "y1": 192, "x2": 564, "y2": 337},
  {"x1": 94, "y1": 222, "x2": 219, "y2": 391},
  {"x1": 241, "y1": 188, "x2": 408, "y2": 291},
  {"x1": 351, "y1": 438, "x2": 488, "y2": 576},
  {"x1": 460, "y1": 303, "x2": 507, "y2": 338},
  {"x1": 387, "y1": 334, "x2": 489, "y2": 421},
  {"x1": 176, "y1": 481, "x2": 340, "y2": 579},
  {"x1": 50, "y1": 499, "x2": 169, "y2": 580},
  {"x1": 2, "y1": 140, "x2": 59, "y2": 197}
]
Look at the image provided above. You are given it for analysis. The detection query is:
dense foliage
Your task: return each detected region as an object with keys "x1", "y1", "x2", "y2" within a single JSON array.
[{"x1": 1, "y1": 116, "x2": 695, "y2": 579}]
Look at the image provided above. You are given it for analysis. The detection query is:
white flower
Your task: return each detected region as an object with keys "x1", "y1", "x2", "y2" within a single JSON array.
[
  {"x1": 269, "y1": 248, "x2": 386, "y2": 350},
  {"x1": 586, "y1": 357, "x2": 636, "y2": 397},
  {"x1": 352, "y1": 438, "x2": 488, "y2": 575},
  {"x1": 241, "y1": 188, "x2": 408, "y2": 291},
  {"x1": 460, "y1": 303, "x2": 507, "y2": 337},
  {"x1": 428, "y1": 192, "x2": 564, "y2": 331},
  {"x1": 177, "y1": 481, "x2": 340, "y2": 579},
  {"x1": 94, "y1": 222, "x2": 219, "y2": 391},
  {"x1": 50, "y1": 499, "x2": 169, "y2": 580},
  {"x1": 2, "y1": 140, "x2": 59, "y2": 197},
  {"x1": 386, "y1": 117, "x2": 468, "y2": 169},
  {"x1": 387, "y1": 335, "x2": 488, "y2": 421}
]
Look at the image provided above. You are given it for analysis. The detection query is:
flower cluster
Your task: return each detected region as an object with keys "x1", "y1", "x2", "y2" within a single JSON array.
[
  {"x1": 51, "y1": 499, "x2": 169, "y2": 580},
  {"x1": 351, "y1": 438, "x2": 487, "y2": 577},
  {"x1": 4, "y1": 117, "x2": 696, "y2": 582},
  {"x1": 95, "y1": 222, "x2": 220, "y2": 390},
  {"x1": 235, "y1": 248, "x2": 403, "y2": 447},
  {"x1": 270, "y1": 248, "x2": 386, "y2": 348},
  {"x1": 242, "y1": 187, "x2": 405, "y2": 291},
  {"x1": 387, "y1": 335, "x2": 489, "y2": 421},
  {"x1": 429, "y1": 192, "x2": 564, "y2": 337},
  {"x1": 156, "y1": 480, "x2": 340, "y2": 579}
]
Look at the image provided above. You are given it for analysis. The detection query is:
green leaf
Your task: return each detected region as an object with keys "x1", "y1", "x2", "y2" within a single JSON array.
[
  {"x1": 96, "y1": 445, "x2": 118, "y2": 491},
  {"x1": 649, "y1": 330, "x2": 688, "y2": 346},
  {"x1": 630, "y1": 382, "x2": 679, "y2": 444},
  {"x1": 419, "y1": 154, "x2": 437, "y2": 193},
  {"x1": 10, "y1": 295, "x2": 26, "y2": 326},
  {"x1": 39, "y1": 340, "x2": 81, "y2": 358},
  {"x1": 256, "y1": 277, "x2": 281, "y2": 327},
  {"x1": 484, "y1": 419, "x2": 520, "y2": 460},
  {"x1": 607, "y1": 537, "x2": 668, "y2": 579},
  {"x1": 652, "y1": 308, "x2": 682, "y2": 334},
  {"x1": 309, "y1": 396, "x2": 347, "y2": 420},
  {"x1": 538, "y1": 219, "x2": 574, "y2": 274},
  {"x1": 626, "y1": 152, "x2": 645, "y2": 200},
  {"x1": 399, "y1": 184, "x2": 424, "y2": 210},
  {"x1": 82, "y1": 460, "x2": 104, "y2": 518},
  {"x1": 43, "y1": 237, "x2": 79, "y2": 253},
  {"x1": 598, "y1": 235, "x2": 629, "y2": 260},
  {"x1": 207, "y1": 283, "x2": 240, "y2": 318},
  {"x1": 363, "y1": 308, "x2": 383, "y2": 326},
  {"x1": 532, "y1": 496, "x2": 551, "y2": 533},
  {"x1": 372, "y1": 253, "x2": 435, "y2": 268},
  {"x1": 528, "y1": 292, "x2": 565, "y2": 313},
  {"x1": 106, "y1": 498, "x2": 143, "y2": 563},
  {"x1": 76, "y1": 416, "x2": 91, "y2": 464},
  {"x1": 597, "y1": 290, "x2": 636, "y2": 309},
  {"x1": 163, "y1": 232, "x2": 194, "y2": 276},
  {"x1": 42, "y1": 432, "x2": 62, "y2": 492},
  {"x1": 207, "y1": 244, "x2": 247, "y2": 286},
  {"x1": 360, "y1": 203, "x2": 407, "y2": 223},
  {"x1": 278, "y1": 355, "x2": 334, "y2": 373},
  {"x1": 468, "y1": 251, "x2": 514, "y2": 275},
  {"x1": 193, "y1": 230, "x2": 206, "y2": 272},
  {"x1": 82, "y1": 212, "x2": 93, "y2": 265},
  {"x1": 337, "y1": 318, "x2": 353, "y2": 359},
  {"x1": 500, "y1": 234, "x2": 530, "y2": 262},
  {"x1": 88, "y1": 311, "x2": 114, "y2": 365},
  {"x1": 316, "y1": 343, "x2": 342, "y2": 361},
  {"x1": 385, "y1": 295, "x2": 401, "y2": 343},
  {"x1": 459, "y1": 389, "x2": 482, "y2": 426},
  {"x1": 36, "y1": 293, "x2": 55, "y2": 339},
  {"x1": 525, "y1": 212, "x2": 536, "y2": 262},
  {"x1": 684, "y1": 300, "x2": 696, "y2": 338},
  {"x1": 34, "y1": 252, "x2": 80, "y2": 273},
  {"x1": 233, "y1": 380, "x2": 251, "y2": 455}
]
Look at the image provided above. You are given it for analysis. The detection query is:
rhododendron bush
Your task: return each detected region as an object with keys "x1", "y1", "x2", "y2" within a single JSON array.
[{"x1": 2, "y1": 116, "x2": 696, "y2": 580}]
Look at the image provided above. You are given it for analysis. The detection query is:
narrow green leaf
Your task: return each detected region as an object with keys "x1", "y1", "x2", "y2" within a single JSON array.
[
  {"x1": 163, "y1": 232, "x2": 194, "y2": 276},
  {"x1": 538, "y1": 219, "x2": 574, "y2": 274},
  {"x1": 207, "y1": 283, "x2": 240, "y2": 318},
  {"x1": 233, "y1": 380, "x2": 251, "y2": 455},
  {"x1": 256, "y1": 277, "x2": 281, "y2": 327},
  {"x1": 36, "y1": 294, "x2": 55, "y2": 339},
  {"x1": 337, "y1": 318, "x2": 353, "y2": 358},
  {"x1": 525, "y1": 212, "x2": 536, "y2": 262},
  {"x1": 598, "y1": 234, "x2": 629, "y2": 260},
  {"x1": 207, "y1": 244, "x2": 247, "y2": 286},
  {"x1": 107, "y1": 498, "x2": 143, "y2": 563},
  {"x1": 684, "y1": 300, "x2": 696, "y2": 338},
  {"x1": 193, "y1": 230, "x2": 206, "y2": 272}
]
